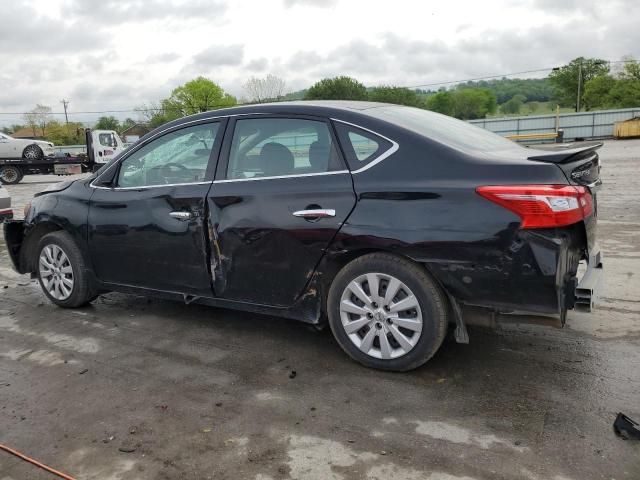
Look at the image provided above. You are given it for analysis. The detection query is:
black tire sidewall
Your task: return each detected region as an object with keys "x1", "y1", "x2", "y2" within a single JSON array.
[
  {"x1": 36, "y1": 231, "x2": 93, "y2": 308},
  {"x1": 328, "y1": 254, "x2": 447, "y2": 371},
  {"x1": 0, "y1": 166, "x2": 22, "y2": 185}
]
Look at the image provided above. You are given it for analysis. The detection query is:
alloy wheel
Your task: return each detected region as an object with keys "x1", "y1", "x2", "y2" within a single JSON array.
[
  {"x1": 339, "y1": 272, "x2": 423, "y2": 359},
  {"x1": 24, "y1": 146, "x2": 40, "y2": 159},
  {"x1": 39, "y1": 244, "x2": 74, "y2": 300}
]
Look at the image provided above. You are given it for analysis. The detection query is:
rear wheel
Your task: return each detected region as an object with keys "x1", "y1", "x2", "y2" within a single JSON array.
[
  {"x1": 22, "y1": 144, "x2": 43, "y2": 160},
  {"x1": 36, "y1": 231, "x2": 96, "y2": 308},
  {"x1": 0, "y1": 166, "x2": 23, "y2": 185},
  {"x1": 327, "y1": 253, "x2": 448, "y2": 371}
]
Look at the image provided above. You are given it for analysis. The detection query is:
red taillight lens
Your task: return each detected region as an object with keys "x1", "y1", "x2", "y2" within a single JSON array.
[{"x1": 476, "y1": 185, "x2": 593, "y2": 229}]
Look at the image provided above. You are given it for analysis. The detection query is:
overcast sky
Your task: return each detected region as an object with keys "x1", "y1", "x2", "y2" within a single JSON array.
[{"x1": 1, "y1": 0, "x2": 638, "y2": 127}]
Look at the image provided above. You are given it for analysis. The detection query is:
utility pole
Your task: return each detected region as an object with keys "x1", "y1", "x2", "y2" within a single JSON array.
[
  {"x1": 60, "y1": 99, "x2": 70, "y2": 126},
  {"x1": 576, "y1": 62, "x2": 582, "y2": 112}
]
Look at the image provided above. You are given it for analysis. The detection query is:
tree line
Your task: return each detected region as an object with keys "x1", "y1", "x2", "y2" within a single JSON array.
[{"x1": 4, "y1": 56, "x2": 639, "y2": 144}]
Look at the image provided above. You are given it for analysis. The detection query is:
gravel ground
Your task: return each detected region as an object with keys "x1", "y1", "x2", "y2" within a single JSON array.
[{"x1": 1, "y1": 139, "x2": 639, "y2": 480}]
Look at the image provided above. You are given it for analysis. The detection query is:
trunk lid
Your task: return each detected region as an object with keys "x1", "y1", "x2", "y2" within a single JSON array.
[{"x1": 526, "y1": 142, "x2": 602, "y2": 187}]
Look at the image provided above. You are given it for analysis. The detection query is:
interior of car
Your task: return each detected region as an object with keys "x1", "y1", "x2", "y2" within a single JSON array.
[{"x1": 227, "y1": 118, "x2": 343, "y2": 179}]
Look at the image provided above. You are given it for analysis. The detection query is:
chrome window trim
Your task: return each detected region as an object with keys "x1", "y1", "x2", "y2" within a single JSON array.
[
  {"x1": 92, "y1": 181, "x2": 213, "y2": 191},
  {"x1": 89, "y1": 113, "x2": 268, "y2": 190},
  {"x1": 331, "y1": 118, "x2": 399, "y2": 174},
  {"x1": 213, "y1": 170, "x2": 349, "y2": 184}
]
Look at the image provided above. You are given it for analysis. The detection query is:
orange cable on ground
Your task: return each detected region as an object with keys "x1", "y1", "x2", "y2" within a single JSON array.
[{"x1": 0, "y1": 442, "x2": 78, "y2": 480}]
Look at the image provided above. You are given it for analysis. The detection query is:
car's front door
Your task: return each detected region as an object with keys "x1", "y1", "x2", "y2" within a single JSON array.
[
  {"x1": 88, "y1": 120, "x2": 225, "y2": 296},
  {"x1": 208, "y1": 115, "x2": 356, "y2": 307}
]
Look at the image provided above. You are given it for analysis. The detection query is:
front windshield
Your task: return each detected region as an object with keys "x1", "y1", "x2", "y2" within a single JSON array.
[{"x1": 365, "y1": 105, "x2": 523, "y2": 155}]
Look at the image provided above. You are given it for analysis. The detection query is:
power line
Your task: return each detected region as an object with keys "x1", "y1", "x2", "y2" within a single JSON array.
[
  {"x1": 399, "y1": 59, "x2": 634, "y2": 90},
  {"x1": 0, "y1": 58, "x2": 636, "y2": 117},
  {"x1": 400, "y1": 67, "x2": 557, "y2": 89}
]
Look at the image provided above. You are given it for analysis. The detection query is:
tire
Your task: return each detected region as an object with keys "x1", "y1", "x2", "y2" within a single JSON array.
[
  {"x1": 0, "y1": 166, "x2": 23, "y2": 185},
  {"x1": 36, "y1": 231, "x2": 96, "y2": 308},
  {"x1": 22, "y1": 144, "x2": 43, "y2": 160},
  {"x1": 327, "y1": 253, "x2": 448, "y2": 371}
]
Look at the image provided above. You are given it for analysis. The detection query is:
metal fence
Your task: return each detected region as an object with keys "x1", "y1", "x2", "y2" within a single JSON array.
[{"x1": 469, "y1": 107, "x2": 640, "y2": 141}]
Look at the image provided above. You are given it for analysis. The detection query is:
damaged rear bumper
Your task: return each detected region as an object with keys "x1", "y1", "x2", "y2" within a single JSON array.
[{"x1": 574, "y1": 247, "x2": 603, "y2": 312}]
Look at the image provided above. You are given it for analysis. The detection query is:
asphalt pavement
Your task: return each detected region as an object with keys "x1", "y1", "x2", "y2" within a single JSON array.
[{"x1": 1, "y1": 140, "x2": 639, "y2": 479}]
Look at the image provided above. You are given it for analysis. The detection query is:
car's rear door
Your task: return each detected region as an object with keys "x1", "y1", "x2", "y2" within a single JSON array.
[
  {"x1": 88, "y1": 119, "x2": 225, "y2": 296},
  {"x1": 207, "y1": 115, "x2": 356, "y2": 306}
]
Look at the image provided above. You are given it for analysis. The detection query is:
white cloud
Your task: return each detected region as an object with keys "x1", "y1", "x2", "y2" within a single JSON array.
[{"x1": 0, "y1": 0, "x2": 638, "y2": 127}]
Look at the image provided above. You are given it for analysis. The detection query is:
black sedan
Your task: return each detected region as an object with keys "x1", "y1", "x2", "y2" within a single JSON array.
[{"x1": 3, "y1": 101, "x2": 603, "y2": 371}]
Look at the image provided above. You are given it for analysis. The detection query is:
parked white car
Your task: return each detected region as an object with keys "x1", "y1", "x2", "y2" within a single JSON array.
[{"x1": 0, "y1": 132, "x2": 55, "y2": 159}]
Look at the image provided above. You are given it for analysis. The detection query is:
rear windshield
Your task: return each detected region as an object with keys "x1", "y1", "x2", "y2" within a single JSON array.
[{"x1": 364, "y1": 105, "x2": 523, "y2": 155}]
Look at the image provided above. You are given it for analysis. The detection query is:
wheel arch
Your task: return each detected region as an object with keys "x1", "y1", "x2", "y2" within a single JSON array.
[
  {"x1": 19, "y1": 221, "x2": 64, "y2": 273},
  {"x1": 317, "y1": 248, "x2": 453, "y2": 318}
]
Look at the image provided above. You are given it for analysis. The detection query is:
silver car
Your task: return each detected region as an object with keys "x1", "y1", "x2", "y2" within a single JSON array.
[{"x1": 0, "y1": 183, "x2": 12, "y2": 221}]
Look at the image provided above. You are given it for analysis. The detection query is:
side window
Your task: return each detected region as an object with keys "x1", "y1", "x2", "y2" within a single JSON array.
[
  {"x1": 226, "y1": 118, "x2": 342, "y2": 180},
  {"x1": 335, "y1": 123, "x2": 393, "y2": 171},
  {"x1": 98, "y1": 133, "x2": 116, "y2": 147},
  {"x1": 117, "y1": 122, "x2": 219, "y2": 188}
]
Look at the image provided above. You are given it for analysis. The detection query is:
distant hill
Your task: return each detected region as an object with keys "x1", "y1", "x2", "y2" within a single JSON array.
[
  {"x1": 451, "y1": 77, "x2": 554, "y2": 104},
  {"x1": 286, "y1": 77, "x2": 554, "y2": 105}
]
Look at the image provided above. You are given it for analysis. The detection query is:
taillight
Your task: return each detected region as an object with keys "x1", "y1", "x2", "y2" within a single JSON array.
[{"x1": 476, "y1": 185, "x2": 593, "y2": 229}]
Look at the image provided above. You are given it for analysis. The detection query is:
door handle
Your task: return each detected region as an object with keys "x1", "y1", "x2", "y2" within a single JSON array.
[
  {"x1": 292, "y1": 209, "x2": 336, "y2": 219},
  {"x1": 169, "y1": 211, "x2": 193, "y2": 221}
]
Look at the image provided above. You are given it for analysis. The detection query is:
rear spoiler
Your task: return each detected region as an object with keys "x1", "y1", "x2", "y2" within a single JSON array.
[{"x1": 527, "y1": 142, "x2": 603, "y2": 164}]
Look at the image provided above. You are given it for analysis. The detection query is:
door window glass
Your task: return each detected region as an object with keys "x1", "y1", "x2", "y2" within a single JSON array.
[
  {"x1": 117, "y1": 123, "x2": 218, "y2": 188},
  {"x1": 226, "y1": 118, "x2": 342, "y2": 180}
]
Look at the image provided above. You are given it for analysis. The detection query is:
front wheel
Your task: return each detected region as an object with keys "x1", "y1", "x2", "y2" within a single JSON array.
[
  {"x1": 37, "y1": 231, "x2": 96, "y2": 308},
  {"x1": 327, "y1": 253, "x2": 448, "y2": 371},
  {"x1": 22, "y1": 144, "x2": 43, "y2": 160}
]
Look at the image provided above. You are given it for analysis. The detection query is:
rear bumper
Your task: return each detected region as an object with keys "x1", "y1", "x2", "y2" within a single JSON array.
[
  {"x1": 427, "y1": 224, "x2": 601, "y2": 323},
  {"x1": 574, "y1": 246, "x2": 603, "y2": 312}
]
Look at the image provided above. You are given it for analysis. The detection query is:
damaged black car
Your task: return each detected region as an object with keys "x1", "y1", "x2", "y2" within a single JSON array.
[{"x1": 3, "y1": 101, "x2": 603, "y2": 371}]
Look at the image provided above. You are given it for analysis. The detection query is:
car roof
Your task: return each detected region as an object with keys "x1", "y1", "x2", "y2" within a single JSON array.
[{"x1": 164, "y1": 100, "x2": 402, "y2": 127}]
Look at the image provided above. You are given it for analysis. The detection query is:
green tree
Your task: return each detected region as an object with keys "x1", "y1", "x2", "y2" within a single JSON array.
[
  {"x1": 549, "y1": 57, "x2": 610, "y2": 111},
  {"x1": 582, "y1": 58, "x2": 640, "y2": 109},
  {"x1": 305, "y1": 76, "x2": 368, "y2": 100},
  {"x1": 583, "y1": 75, "x2": 617, "y2": 109},
  {"x1": 452, "y1": 88, "x2": 497, "y2": 119},
  {"x1": 368, "y1": 86, "x2": 424, "y2": 107},
  {"x1": 120, "y1": 118, "x2": 137, "y2": 131},
  {"x1": 500, "y1": 94, "x2": 526, "y2": 114},
  {"x1": 425, "y1": 91, "x2": 455, "y2": 116},
  {"x1": 44, "y1": 121, "x2": 85, "y2": 145},
  {"x1": 135, "y1": 102, "x2": 169, "y2": 128},
  {"x1": 95, "y1": 116, "x2": 121, "y2": 131},
  {"x1": 620, "y1": 56, "x2": 640, "y2": 81},
  {"x1": 162, "y1": 76, "x2": 236, "y2": 118}
]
